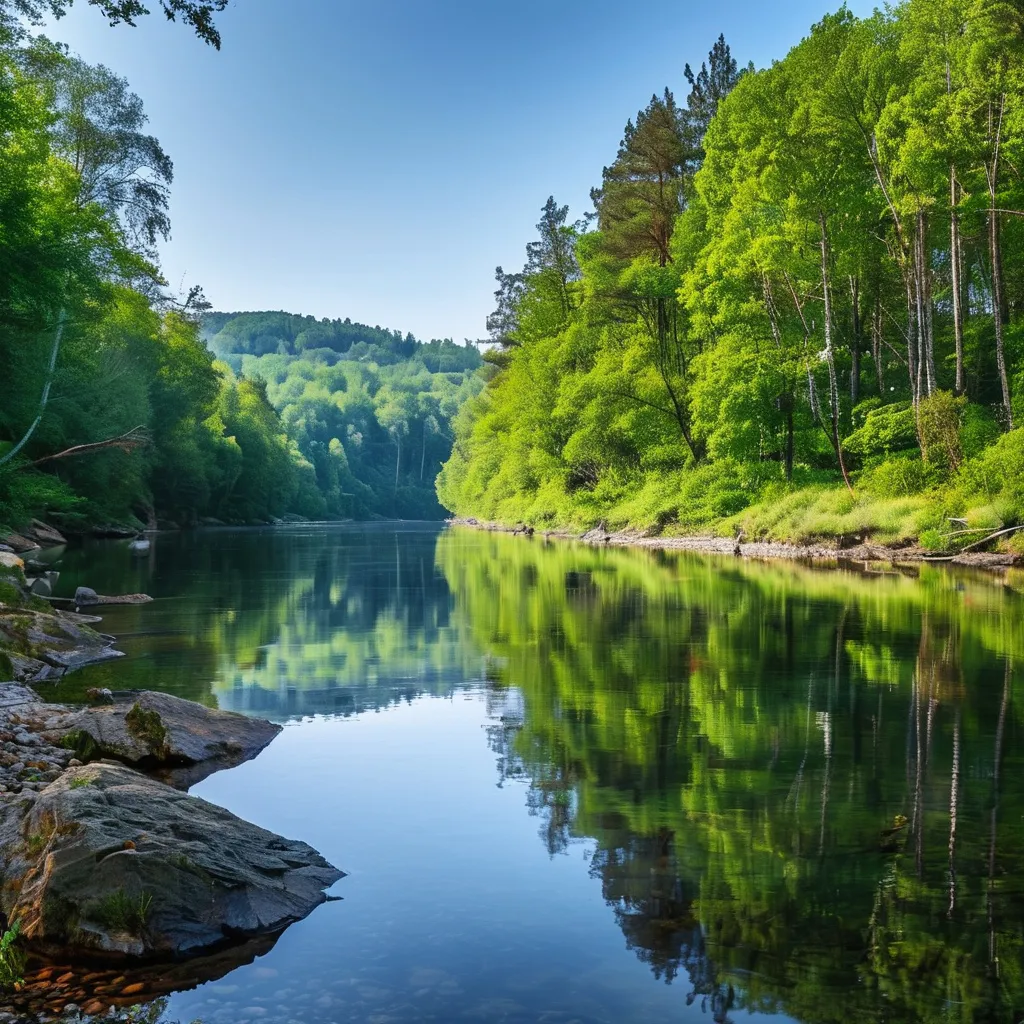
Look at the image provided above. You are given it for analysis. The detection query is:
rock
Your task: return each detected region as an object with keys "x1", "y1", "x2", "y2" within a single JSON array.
[
  {"x1": 0, "y1": 763, "x2": 343, "y2": 959},
  {"x1": 74, "y1": 587, "x2": 152, "y2": 607},
  {"x1": 85, "y1": 687, "x2": 115, "y2": 706},
  {"x1": 59, "y1": 690, "x2": 281, "y2": 786},
  {"x1": 0, "y1": 607, "x2": 124, "y2": 681},
  {"x1": 0, "y1": 551, "x2": 24, "y2": 572},
  {"x1": 128, "y1": 538, "x2": 151, "y2": 555},
  {"x1": 0, "y1": 533, "x2": 40, "y2": 554},
  {"x1": 28, "y1": 577, "x2": 52, "y2": 598},
  {"x1": 198, "y1": 516, "x2": 226, "y2": 527},
  {"x1": 26, "y1": 520, "x2": 68, "y2": 547}
]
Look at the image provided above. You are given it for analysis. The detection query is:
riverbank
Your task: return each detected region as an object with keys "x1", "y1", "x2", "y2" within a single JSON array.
[
  {"x1": 449, "y1": 517, "x2": 1022, "y2": 570},
  {"x1": 0, "y1": 555, "x2": 342, "y2": 1022}
]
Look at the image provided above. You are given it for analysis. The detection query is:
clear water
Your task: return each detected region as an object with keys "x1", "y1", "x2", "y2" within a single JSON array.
[{"x1": 20, "y1": 523, "x2": 1024, "y2": 1023}]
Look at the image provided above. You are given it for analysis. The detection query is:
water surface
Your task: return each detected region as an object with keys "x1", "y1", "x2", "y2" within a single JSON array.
[{"x1": 26, "y1": 524, "x2": 1024, "y2": 1023}]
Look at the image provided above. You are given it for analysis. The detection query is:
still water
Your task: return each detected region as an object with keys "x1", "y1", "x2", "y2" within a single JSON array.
[{"x1": 34, "y1": 524, "x2": 1024, "y2": 1023}]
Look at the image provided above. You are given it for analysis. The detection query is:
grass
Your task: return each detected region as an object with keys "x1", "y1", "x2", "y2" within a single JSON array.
[{"x1": 88, "y1": 889, "x2": 153, "y2": 935}]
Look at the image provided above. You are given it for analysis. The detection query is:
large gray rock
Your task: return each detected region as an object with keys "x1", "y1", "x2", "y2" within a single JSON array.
[
  {"x1": 0, "y1": 763, "x2": 343, "y2": 959},
  {"x1": 25, "y1": 519, "x2": 67, "y2": 547},
  {"x1": 60, "y1": 690, "x2": 282, "y2": 785}
]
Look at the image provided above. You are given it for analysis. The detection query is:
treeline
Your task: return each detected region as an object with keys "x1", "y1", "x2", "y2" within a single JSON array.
[
  {"x1": 440, "y1": 5, "x2": 1024, "y2": 552},
  {"x1": 206, "y1": 312, "x2": 483, "y2": 520},
  {"x1": 0, "y1": 16, "x2": 477, "y2": 532}
]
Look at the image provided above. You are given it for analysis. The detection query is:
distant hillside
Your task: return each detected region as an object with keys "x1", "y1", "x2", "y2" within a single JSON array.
[
  {"x1": 203, "y1": 311, "x2": 485, "y2": 521},
  {"x1": 203, "y1": 311, "x2": 480, "y2": 373}
]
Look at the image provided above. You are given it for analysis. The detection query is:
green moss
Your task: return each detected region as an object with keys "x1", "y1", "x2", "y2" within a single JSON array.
[
  {"x1": 60, "y1": 729, "x2": 101, "y2": 762},
  {"x1": 125, "y1": 702, "x2": 167, "y2": 751},
  {"x1": 0, "y1": 652, "x2": 12, "y2": 680}
]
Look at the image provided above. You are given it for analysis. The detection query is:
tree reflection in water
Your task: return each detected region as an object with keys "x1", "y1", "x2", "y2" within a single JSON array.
[{"x1": 444, "y1": 530, "x2": 1024, "y2": 1024}]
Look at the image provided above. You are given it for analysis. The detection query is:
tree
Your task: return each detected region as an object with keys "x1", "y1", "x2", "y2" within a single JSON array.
[
  {"x1": 25, "y1": 37, "x2": 174, "y2": 255},
  {"x1": 3, "y1": 0, "x2": 232, "y2": 48}
]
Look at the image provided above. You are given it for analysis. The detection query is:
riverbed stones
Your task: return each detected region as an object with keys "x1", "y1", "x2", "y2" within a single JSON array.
[
  {"x1": 0, "y1": 762, "x2": 343, "y2": 959},
  {"x1": 59, "y1": 690, "x2": 282, "y2": 785}
]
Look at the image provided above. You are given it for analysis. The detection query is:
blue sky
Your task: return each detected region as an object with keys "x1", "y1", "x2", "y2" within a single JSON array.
[{"x1": 45, "y1": 0, "x2": 875, "y2": 343}]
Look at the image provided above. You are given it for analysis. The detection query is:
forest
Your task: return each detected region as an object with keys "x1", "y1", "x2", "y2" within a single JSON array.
[
  {"x1": 439, "y1": 1, "x2": 1024, "y2": 555},
  {"x1": 0, "y1": 7, "x2": 478, "y2": 533},
  {"x1": 203, "y1": 311, "x2": 482, "y2": 520}
]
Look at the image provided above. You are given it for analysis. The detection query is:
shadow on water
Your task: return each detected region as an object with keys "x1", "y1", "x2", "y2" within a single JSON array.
[{"x1": 8, "y1": 524, "x2": 1024, "y2": 1023}]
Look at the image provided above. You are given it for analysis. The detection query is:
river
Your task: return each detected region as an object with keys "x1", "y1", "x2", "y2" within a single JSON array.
[{"x1": 20, "y1": 522, "x2": 1024, "y2": 1024}]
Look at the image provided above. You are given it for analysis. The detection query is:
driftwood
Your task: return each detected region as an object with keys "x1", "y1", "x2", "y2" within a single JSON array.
[{"x1": 924, "y1": 524, "x2": 1024, "y2": 561}]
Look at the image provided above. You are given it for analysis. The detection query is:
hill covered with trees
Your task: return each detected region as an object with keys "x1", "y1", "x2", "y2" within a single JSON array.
[
  {"x1": 440, "y1": 6, "x2": 1024, "y2": 557},
  {"x1": 202, "y1": 311, "x2": 483, "y2": 520}
]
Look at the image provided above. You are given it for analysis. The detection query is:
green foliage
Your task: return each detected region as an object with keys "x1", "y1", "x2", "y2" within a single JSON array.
[
  {"x1": 206, "y1": 311, "x2": 484, "y2": 520},
  {"x1": 0, "y1": 26, "x2": 481, "y2": 530},
  {"x1": 0, "y1": 920, "x2": 25, "y2": 989},
  {"x1": 439, "y1": 529, "x2": 1024, "y2": 1023},
  {"x1": 443, "y1": 8, "x2": 1024, "y2": 547}
]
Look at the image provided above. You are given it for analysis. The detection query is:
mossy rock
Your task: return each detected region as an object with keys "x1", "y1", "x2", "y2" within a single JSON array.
[{"x1": 125, "y1": 703, "x2": 168, "y2": 753}]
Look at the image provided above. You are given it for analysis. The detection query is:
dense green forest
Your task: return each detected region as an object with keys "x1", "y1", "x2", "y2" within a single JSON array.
[
  {"x1": 0, "y1": 7, "x2": 478, "y2": 532},
  {"x1": 439, "y1": 3, "x2": 1024, "y2": 555},
  {"x1": 202, "y1": 311, "x2": 482, "y2": 520}
]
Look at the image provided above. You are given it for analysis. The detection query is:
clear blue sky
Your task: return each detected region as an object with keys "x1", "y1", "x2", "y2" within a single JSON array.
[{"x1": 45, "y1": 0, "x2": 875, "y2": 343}]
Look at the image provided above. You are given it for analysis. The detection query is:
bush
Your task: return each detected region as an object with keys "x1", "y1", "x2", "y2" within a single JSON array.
[{"x1": 843, "y1": 402, "x2": 917, "y2": 460}]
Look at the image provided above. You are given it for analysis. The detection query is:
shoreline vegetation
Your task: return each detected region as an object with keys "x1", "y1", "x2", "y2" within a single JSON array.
[
  {"x1": 437, "y1": 10, "x2": 1024, "y2": 561},
  {"x1": 449, "y1": 518, "x2": 1022, "y2": 570}
]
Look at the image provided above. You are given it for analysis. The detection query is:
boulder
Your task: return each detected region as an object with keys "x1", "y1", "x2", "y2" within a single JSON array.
[
  {"x1": 28, "y1": 577, "x2": 52, "y2": 598},
  {"x1": 74, "y1": 586, "x2": 98, "y2": 606},
  {"x1": 60, "y1": 690, "x2": 282, "y2": 785},
  {"x1": 0, "y1": 763, "x2": 343, "y2": 959},
  {"x1": 1, "y1": 533, "x2": 40, "y2": 554},
  {"x1": 26, "y1": 520, "x2": 67, "y2": 547}
]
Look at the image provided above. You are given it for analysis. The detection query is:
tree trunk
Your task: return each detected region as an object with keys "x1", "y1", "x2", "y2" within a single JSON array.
[
  {"x1": 819, "y1": 213, "x2": 854, "y2": 493},
  {"x1": 394, "y1": 436, "x2": 401, "y2": 493},
  {"x1": 951, "y1": 168, "x2": 966, "y2": 396},
  {"x1": 849, "y1": 276, "x2": 861, "y2": 406},
  {"x1": 904, "y1": 273, "x2": 919, "y2": 407},
  {"x1": 420, "y1": 423, "x2": 427, "y2": 481},
  {"x1": 990, "y1": 205, "x2": 1013, "y2": 428},
  {"x1": 0, "y1": 311, "x2": 66, "y2": 468},
  {"x1": 914, "y1": 210, "x2": 936, "y2": 399},
  {"x1": 987, "y1": 94, "x2": 1013, "y2": 429},
  {"x1": 785, "y1": 396, "x2": 794, "y2": 483},
  {"x1": 871, "y1": 295, "x2": 885, "y2": 395}
]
